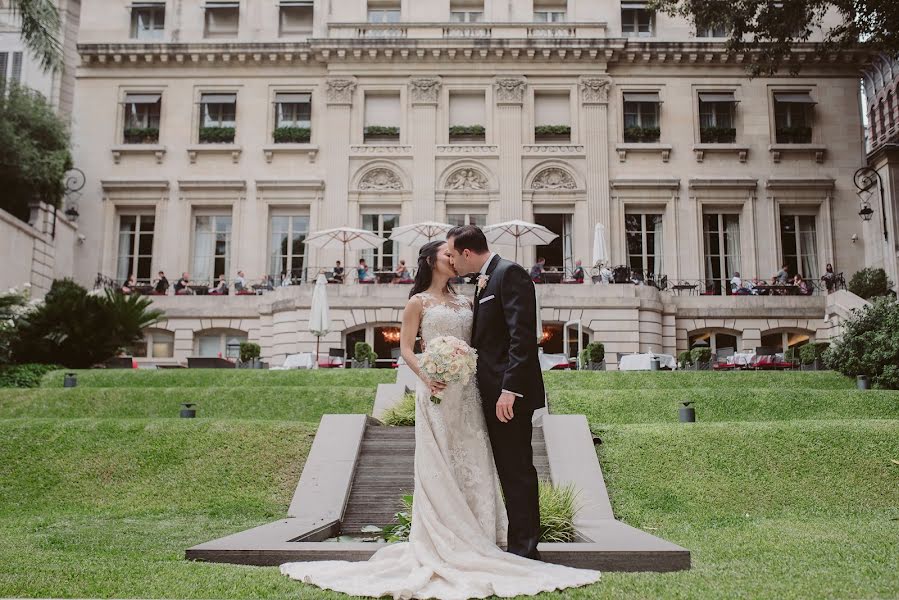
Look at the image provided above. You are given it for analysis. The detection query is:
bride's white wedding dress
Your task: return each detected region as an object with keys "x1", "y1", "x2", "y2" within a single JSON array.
[{"x1": 280, "y1": 292, "x2": 600, "y2": 599}]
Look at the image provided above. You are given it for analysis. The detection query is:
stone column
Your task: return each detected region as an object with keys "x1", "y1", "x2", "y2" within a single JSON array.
[
  {"x1": 409, "y1": 77, "x2": 441, "y2": 226},
  {"x1": 580, "y1": 76, "x2": 612, "y2": 242},
  {"x1": 320, "y1": 77, "x2": 356, "y2": 266},
  {"x1": 494, "y1": 77, "x2": 527, "y2": 223}
]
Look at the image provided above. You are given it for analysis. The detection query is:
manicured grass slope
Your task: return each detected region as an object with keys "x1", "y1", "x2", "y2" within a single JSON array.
[{"x1": 1, "y1": 369, "x2": 896, "y2": 599}]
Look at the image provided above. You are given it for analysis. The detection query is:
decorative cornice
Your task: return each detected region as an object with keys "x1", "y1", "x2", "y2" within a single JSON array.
[
  {"x1": 409, "y1": 76, "x2": 441, "y2": 105},
  {"x1": 494, "y1": 77, "x2": 527, "y2": 105},
  {"x1": 436, "y1": 145, "x2": 499, "y2": 155},
  {"x1": 177, "y1": 179, "x2": 246, "y2": 191},
  {"x1": 765, "y1": 177, "x2": 835, "y2": 191},
  {"x1": 579, "y1": 77, "x2": 611, "y2": 104},
  {"x1": 522, "y1": 144, "x2": 585, "y2": 156},
  {"x1": 610, "y1": 178, "x2": 680, "y2": 190},
  {"x1": 349, "y1": 145, "x2": 413, "y2": 155},
  {"x1": 325, "y1": 77, "x2": 357, "y2": 105},
  {"x1": 101, "y1": 179, "x2": 170, "y2": 191},
  {"x1": 689, "y1": 177, "x2": 758, "y2": 190},
  {"x1": 255, "y1": 178, "x2": 324, "y2": 191}
]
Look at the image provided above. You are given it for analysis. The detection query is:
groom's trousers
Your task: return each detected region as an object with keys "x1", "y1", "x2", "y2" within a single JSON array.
[{"x1": 483, "y1": 401, "x2": 542, "y2": 560}]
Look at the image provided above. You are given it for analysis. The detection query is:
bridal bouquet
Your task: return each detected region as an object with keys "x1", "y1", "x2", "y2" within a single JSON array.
[{"x1": 419, "y1": 335, "x2": 477, "y2": 404}]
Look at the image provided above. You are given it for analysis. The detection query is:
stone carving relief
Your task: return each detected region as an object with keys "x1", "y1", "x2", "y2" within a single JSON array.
[
  {"x1": 326, "y1": 78, "x2": 356, "y2": 104},
  {"x1": 409, "y1": 77, "x2": 442, "y2": 104},
  {"x1": 531, "y1": 168, "x2": 577, "y2": 190},
  {"x1": 580, "y1": 77, "x2": 611, "y2": 104},
  {"x1": 445, "y1": 168, "x2": 488, "y2": 191},
  {"x1": 494, "y1": 77, "x2": 527, "y2": 104},
  {"x1": 358, "y1": 168, "x2": 403, "y2": 191}
]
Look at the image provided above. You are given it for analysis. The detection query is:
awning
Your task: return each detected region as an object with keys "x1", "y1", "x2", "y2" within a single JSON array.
[
  {"x1": 278, "y1": 0, "x2": 313, "y2": 5},
  {"x1": 202, "y1": 1, "x2": 239, "y2": 7},
  {"x1": 123, "y1": 93, "x2": 161, "y2": 104},
  {"x1": 699, "y1": 92, "x2": 738, "y2": 103},
  {"x1": 200, "y1": 93, "x2": 237, "y2": 103},
  {"x1": 275, "y1": 92, "x2": 312, "y2": 103},
  {"x1": 623, "y1": 92, "x2": 660, "y2": 103},
  {"x1": 621, "y1": 1, "x2": 648, "y2": 8},
  {"x1": 774, "y1": 92, "x2": 816, "y2": 104}
]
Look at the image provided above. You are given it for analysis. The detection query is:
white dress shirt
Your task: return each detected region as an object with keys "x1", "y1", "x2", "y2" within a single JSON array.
[{"x1": 475, "y1": 253, "x2": 523, "y2": 399}]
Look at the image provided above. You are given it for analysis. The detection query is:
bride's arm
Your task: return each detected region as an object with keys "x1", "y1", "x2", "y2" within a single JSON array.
[{"x1": 400, "y1": 296, "x2": 444, "y2": 394}]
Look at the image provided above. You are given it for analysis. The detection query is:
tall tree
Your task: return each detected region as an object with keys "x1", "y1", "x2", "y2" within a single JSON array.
[
  {"x1": 4, "y1": 0, "x2": 62, "y2": 72},
  {"x1": 649, "y1": 0, "x2": 898, "y2": 75}
]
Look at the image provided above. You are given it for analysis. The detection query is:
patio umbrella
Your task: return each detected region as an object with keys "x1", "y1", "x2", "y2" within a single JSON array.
[
  {"x1": 303, "y1": 227, "x2": 386, "y2": 282},
  {"x1": 535, "y1": 286, "x2": 543, "y2": 343},
  {"x1": 388, "y1": 221, "x2": 453, "y2": 247},
  {"x1": 309, "y1": 273, "x2": 330, "y2": 368},
  {"x1": 482, "y1": 220, "x2": 558, "y2": 263},
  {"x1": 592, "y1": 223, "x2": 609, "y2": 267}
]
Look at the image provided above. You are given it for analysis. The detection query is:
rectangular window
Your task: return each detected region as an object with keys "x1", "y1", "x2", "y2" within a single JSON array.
[
  {"x1": 204, "y1": 2, "x2": 240, "y2": 38},
  {"x1": 533, "y1": 213, "x2": 573, "y2": 274},
  {"x1": 367, "y1": 0, "x2": 401, "y2": 23},
  {"x1": 364, "y1": 92, "x2": 401, "y2": 143},
  {"x1": 274, "y1": 92, "x2": 311, "y2": 142},
  {"x1": 0, "y1": 51, "x2": 23, "y2": 93},
  {"x1": 774, "y1": 91, "x2": 815, "y2": 143},
  {"x1": 361, "y1": 213, "x2": 399, "y2": 270},
  {"x1": 279, "y1": 1, "x2": 313, "y2": 36},
  {"x1": 130, "y1": 3, "x2": 165, "y2": 40},
  {"x1": 534, "y1": 91, "x2": 571, "y2": 142},
  {"x1": 447, "y1": 212, "x2": 487, "y2": 227},
  {"x1": 703, "y1": 213, "x2": 741, "y2": 295},
  {"x1": 696, "y1": 20, "x2": 728, "y2": 37},
  {"x1": 123, "y1": 93, "x2": 161, "y2": 143},
  {"x1": 269, "y1": 214, "x2": 310, "y2": 282},
  {"x1": 698, "y1": 92, "x2": 736, "y2": 143},
  {"x1": 780, "y1": 214, "x2": 818, "y2": 279},
  {"x1": 625, "y1": 213, "x2": 663, "y2": 277},
  {"x1": 623, "y1": 92, "x2": 660, "y2": 142},
  {"x1": 449, "y1": 91, "x2": 486, "y2": 142},
  {"x1": 199, "y1": 93, "x2": 236, "y2": 143},
  {"x1": 117, "y1": 214, "x2": 155, "y2": 283},
  {"x1": 192, "y1": 214, "x2": 232, "y2": 283},
  {"x1": 622, "y1": 2, "x2": 653, "y2": 37},
  {"x1": 150, "y1": 331, "x2": 174, "y2": 358}
]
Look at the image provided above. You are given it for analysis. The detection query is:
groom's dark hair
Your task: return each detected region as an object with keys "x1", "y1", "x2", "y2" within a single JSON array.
[{"x1": 447, "y1": 225, "x2": 489, "y2": 254}]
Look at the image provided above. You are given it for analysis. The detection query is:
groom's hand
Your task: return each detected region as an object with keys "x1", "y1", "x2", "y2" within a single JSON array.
[{"x1": 496, "y1": 391, "x2": 516, "y2": 422}]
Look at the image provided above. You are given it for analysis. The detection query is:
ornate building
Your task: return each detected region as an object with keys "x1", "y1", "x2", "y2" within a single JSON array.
[{"x1": 68, "y1": 0, "x2": 876, "y2": 366}]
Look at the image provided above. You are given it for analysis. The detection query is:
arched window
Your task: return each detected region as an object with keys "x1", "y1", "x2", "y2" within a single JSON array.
[
  {"x1": 760, "y1": 329, "x2": 813, "y2": 353},
  {"x1": 131, "y1": 328, "x2": 174, "y2": 358},
  {"x1": 887, "y1": 90, "x2": 896, "y2": 131}
]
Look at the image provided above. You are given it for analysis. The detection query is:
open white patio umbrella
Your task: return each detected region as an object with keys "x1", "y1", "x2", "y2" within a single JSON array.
[
  {"x1": 309, "y1": 273, "x2": 330, "y2": 368},
  {"x1": 389, "y1": 221, "x2": 453, "y2": 247},
  {"x1": 482, "y1": 220, "x2": 558, "y2": 263},
  {"x1": 303, "y1": 227, "x2": 386, "y2": 282},
  {"x1": 592, "y1": 223, "x2": 609, "y2": 267}
]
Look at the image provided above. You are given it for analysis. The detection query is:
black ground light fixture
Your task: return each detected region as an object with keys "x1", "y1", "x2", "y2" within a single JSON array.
[
  {"x1": 180, "y1": 403, "x2": 197, "y2": 418},
  {"x1": 63, "y1": 373, "x2": 77, "y2": 388},
  {"x1": 679, "y1": 401, "x2": 696, "y2": 423},
  {"x1": 857, "y1": 375, "x2": 870, "y2": 390}
]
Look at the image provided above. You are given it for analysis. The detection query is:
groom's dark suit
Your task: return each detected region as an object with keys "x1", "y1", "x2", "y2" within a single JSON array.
[{"x1": 471, "y1": 254, "x2": 545, "y2": 560}]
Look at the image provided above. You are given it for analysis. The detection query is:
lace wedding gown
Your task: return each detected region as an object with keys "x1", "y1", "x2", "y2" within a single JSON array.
[{"x1": 280, "y1": 292, "x2": 600, "y2": 599}]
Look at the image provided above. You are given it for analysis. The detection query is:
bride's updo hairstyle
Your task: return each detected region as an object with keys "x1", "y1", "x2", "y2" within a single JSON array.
[{"x1": 409, "y1": 240, "x2": 455, "y2": 299}]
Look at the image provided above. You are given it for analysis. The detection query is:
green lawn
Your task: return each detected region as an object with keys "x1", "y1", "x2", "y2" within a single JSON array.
[{"x1": 1, "y1": 369, "x2": 897, "y2": 599}]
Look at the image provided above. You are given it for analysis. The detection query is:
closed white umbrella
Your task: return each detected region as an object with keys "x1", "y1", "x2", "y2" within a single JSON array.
[
  {"x1": 592, "y1": 223, "x2": 609, "y2": 267},
  {"x1": 483, "y1": 220, "x2": 558, "y2": 263},
  {"x1": 309, "y1": 273, "x2": 330, "y2": 368},
  {"x1": 535, "y1": 286, "x2": 543, "y2": 343},
  {"x1": 389, "y1": 221, "x2": 453, "y2": 247},
  {"x1": 303, "y1": 227, "x2": 386, "y2": 282}
]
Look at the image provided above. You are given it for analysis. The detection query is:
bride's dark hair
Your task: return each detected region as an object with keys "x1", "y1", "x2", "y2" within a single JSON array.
[{"x1": 409, "y1": 240, "x2": 455, "y2": 299}]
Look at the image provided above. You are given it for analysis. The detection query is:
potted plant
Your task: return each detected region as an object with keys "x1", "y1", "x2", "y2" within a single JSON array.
[
  {"x1": 273, "y1": 126, "x2": 311, "y2": 143},
  {"x1": 534, "y1": 124, "x2": 571, "y2": 143},
  {"x1": 624, "y1": 126, "x2": 660, "y2": 143},
  {"x1": 799, "y1": 342, "x2": 828, "y2": 371},
  {"x1": 448, "y1": 125, "x2": 486, "y2": 143},
  {"x1": 198, "y1": 126, "x2": 236, "y2": 144},
  {"x1": 775, "y1": 126, "x2": 812, "y2": 144},
  {"x1": 239, "y1": 342, "x2": 262, "y2": 368},
  {"x1": 363, "y1": 125, "x2": 400, "y2": 144},
  {"x1": 123, "y1": 127, "x2": 159, "y2": 144},
  {"x1": 578, "y1": 342, "x2": 605, "y2": 370},
  {"x1": 691, "y1": 347, "x2": 712, "y2": 370},
  {"x1": 699, "y1": 126, "x2": 736, "y2": 143},
  {"x1": 353, "y1": 341, "x2": 378, "y2": 369},
  {"x1": 677, "y1": 350, "x2": 693, "y2": 369}
]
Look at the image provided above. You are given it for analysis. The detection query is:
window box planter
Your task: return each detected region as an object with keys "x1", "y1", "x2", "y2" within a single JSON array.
[
  {"x1": 123, "y1": 127, "x2": 160, "y2": 144},
  {"x1": 699, "y1": 127, "x2": 736, "y2": 144},
  {"x1": 775, "y1": 126, "x2": 812, "y2": 144},
  {"x1": 534, "y1": 125, "x2": 571, "y2": 143},
  {"x1": 623, "y1": 126, "x2": 660, "y2": 143},
  {"x1": 363, "y1": 126, "x2": 400, "y2": 144},
  {"x1": 199, "y1": 126, "x2": 236, "y2": 144},
  {"x1": 273, "y1": 126, "x2": 311, "y2": 143},
  {"x1": 449, "y1": 125, "x2": 485, "y2": 143}
]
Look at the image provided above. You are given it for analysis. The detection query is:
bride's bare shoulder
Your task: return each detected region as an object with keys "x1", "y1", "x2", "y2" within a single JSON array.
[{"x1": 405, "y1": 293, "x2": 426, "y2": 311}]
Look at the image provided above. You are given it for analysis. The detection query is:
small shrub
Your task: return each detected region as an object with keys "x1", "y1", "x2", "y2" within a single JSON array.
[
  {"x1": 691, "y1": 347, "x2": 712, "y2": 365},
  {"x1": 775, "y1": 126, "x2": 812, "y2": 144},
  {"x1": 198, "y1": 126, "x2": 235, "y2": 143},
  {"x1": 799, "y1": 342, "x2": 828, "y2": 365},
  {"x1": 448, "y1": 125, "x2": 485, "y2": 137},
  {"x1": 848, "y1": 268, "x2": 894, "y2": 300},
  {"x1": 273, "y1": 126, "x2": 310, "y2": 143},
  {"x1": 363, "y1": 125, "x2": 400, "y2": 137},
  {"x1": 239, "y1": 342, "x2": 261, "y2": 363},
  {"x1": 123, "y1": 127, "x2": 159, "y2": 144},
  {"x1": 353, "y1": 342, "x2": 378, "y2": 367},
  {"x1": 534, "y1": 125, "x2": 571, "y2": 136},
  {"x1": 700, "y1": 126, "x2": 736, "y2": 143},
  {"x1": 382, "y1": 392, "x2": 415, "y2": 426},
  {"x1": 539, "y1": 482, "x2": 578, "y2": 543},
  {"x1": 825, "y1": 297, "x2": 899, "y2": 389},
  {"x1": 678, "y1": 350, "x2": 693, "y2": 368},
  {"x1": 0, "y1": 363, "x2": 62, "y2": 388},
  {"x1": 579, "y1": 341, "x2": 604, "y2": 366},
  {"x1": 378, "y1": 494, "x2": 413, "y2": 543}
]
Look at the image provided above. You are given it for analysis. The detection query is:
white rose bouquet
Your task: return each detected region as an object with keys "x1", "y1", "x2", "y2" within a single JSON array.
[{"x1": 419, "y1": 335, "x2": 477, "y2": 404}]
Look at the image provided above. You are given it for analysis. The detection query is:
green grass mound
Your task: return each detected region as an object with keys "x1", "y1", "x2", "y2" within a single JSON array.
[
  {"x1": 543, "y1": 370, "x2": 856, "y2": 390},
  {"x1": 0, "y1": 386, "x2": 376, "y2": 421},
  {"x1": 39, "y1": 368, "x2": 396, "y2": 389},
  {"x1": 550, "y1": 388, "x2": 899, "y2": 424}
]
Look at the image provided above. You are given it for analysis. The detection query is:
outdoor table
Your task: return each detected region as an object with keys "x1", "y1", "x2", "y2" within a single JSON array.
[
  {"x1": 542, "y1": 271, "x2": 564, "y2": 284},
  {"x1": 619, "y1": 353, "x2": 677, "y2": 371},
  {"x1": 754, "y1": 284, "x2": 799, "y2": 295},
  {"x1": 375, "y1": 271, "x2": 396, "y2": 284},
  {"x1": 672, "y1": 284, "x2": 698, "y2": 296},
  {"x1": 538, "y1": 352, "x2": 570, "y2": 371},
  {"x1": 729, "y1": 352, "x2": 755, "y2": 366}
]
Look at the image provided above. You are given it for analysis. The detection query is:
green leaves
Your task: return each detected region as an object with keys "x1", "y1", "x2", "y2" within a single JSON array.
[
  {"x1": 848, "y1": 267, "x2": 894, "y2": 300},
  {"x1": 825, "y1": 297, "x2": 899, "y2": 389},
  {"x1": 197, "y1": 126, "x2": 235, "y2": 144},
  {"x1": 381, "y1": 392, "x2": 416, "y2": 426},
  {"x1": 448, "y1": 125, "x2": 485, "y2": 137},
  {"x1": 272, "y1": 126, "x2": 311, "y2": 143}
]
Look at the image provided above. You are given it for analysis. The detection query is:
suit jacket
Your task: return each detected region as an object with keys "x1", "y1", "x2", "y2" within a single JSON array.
[{"x1": 472, "y1": 255, "x2": 546, "y2": 411}]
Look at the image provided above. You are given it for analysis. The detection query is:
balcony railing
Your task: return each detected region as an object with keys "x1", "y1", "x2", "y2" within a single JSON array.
[{"x1": 328, "y1": 21, "x2": 606, "y2": 40}]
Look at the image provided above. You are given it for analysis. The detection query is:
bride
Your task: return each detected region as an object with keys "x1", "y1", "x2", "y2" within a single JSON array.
[{"x1": 280, "y1": 240, "x2": 600, "y2": 599}]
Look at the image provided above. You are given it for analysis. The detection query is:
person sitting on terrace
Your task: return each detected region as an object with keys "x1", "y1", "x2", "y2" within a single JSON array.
[
  {"x1": 630, "y1": 269, "x2": 645, "y2": 285},
  {"x1": 121, "y1": 274, "x2": 137, "y2": 295},
  {"x1": 794, "y1": 273, "x2": 812, "y2": 296},
  {"x1": 234, "y1": 270, "x2": 247, "y2": 292},
  {"x1": 153, "y1": 271, "x2": 169, "y2": 295},
  {"x1": 174, "y1": 272, "x2": 193, "y2": 295},
  {"x1": 772, "y1": 264, "x2": 790, "y2": 285},
  {"x1": 567, "y1": 259, "x2": 585, "y2": 283},
  {"x1": 280, "y1": 272, "x2": 291, "y2": 287},
  {"x1": 731, "y1": 271, "x2": 751, "y2": 295},
  {"x1": 530, "y1": 257, "x2": 546, "y2": 283},
  {"x1": 393, "y1": 259, "x2": 412, "y2": 284},
  {"x1": 209, "y1": 274, "x2": 228, "y2": 295},
  {"x1": 330, "y1": 261, "x2": 345, "y2": 284},
  {"x1": 357, "y1": 259, "x2": 375, "y2": 283}
]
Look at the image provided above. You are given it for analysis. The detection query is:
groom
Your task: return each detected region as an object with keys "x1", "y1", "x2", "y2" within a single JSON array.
[{"x1": 446, "y1": 225, "x2": 546, "y2": 561}]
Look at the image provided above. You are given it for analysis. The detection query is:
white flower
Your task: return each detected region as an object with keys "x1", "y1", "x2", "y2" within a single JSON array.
[{"x1": 477, "y1": 274, "x2": 490, "y2": 292}]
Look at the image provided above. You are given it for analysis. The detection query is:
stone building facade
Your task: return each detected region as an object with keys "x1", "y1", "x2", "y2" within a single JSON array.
[{"x1": 68, "y1": 0, "x2": 876, "y2": 366}]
